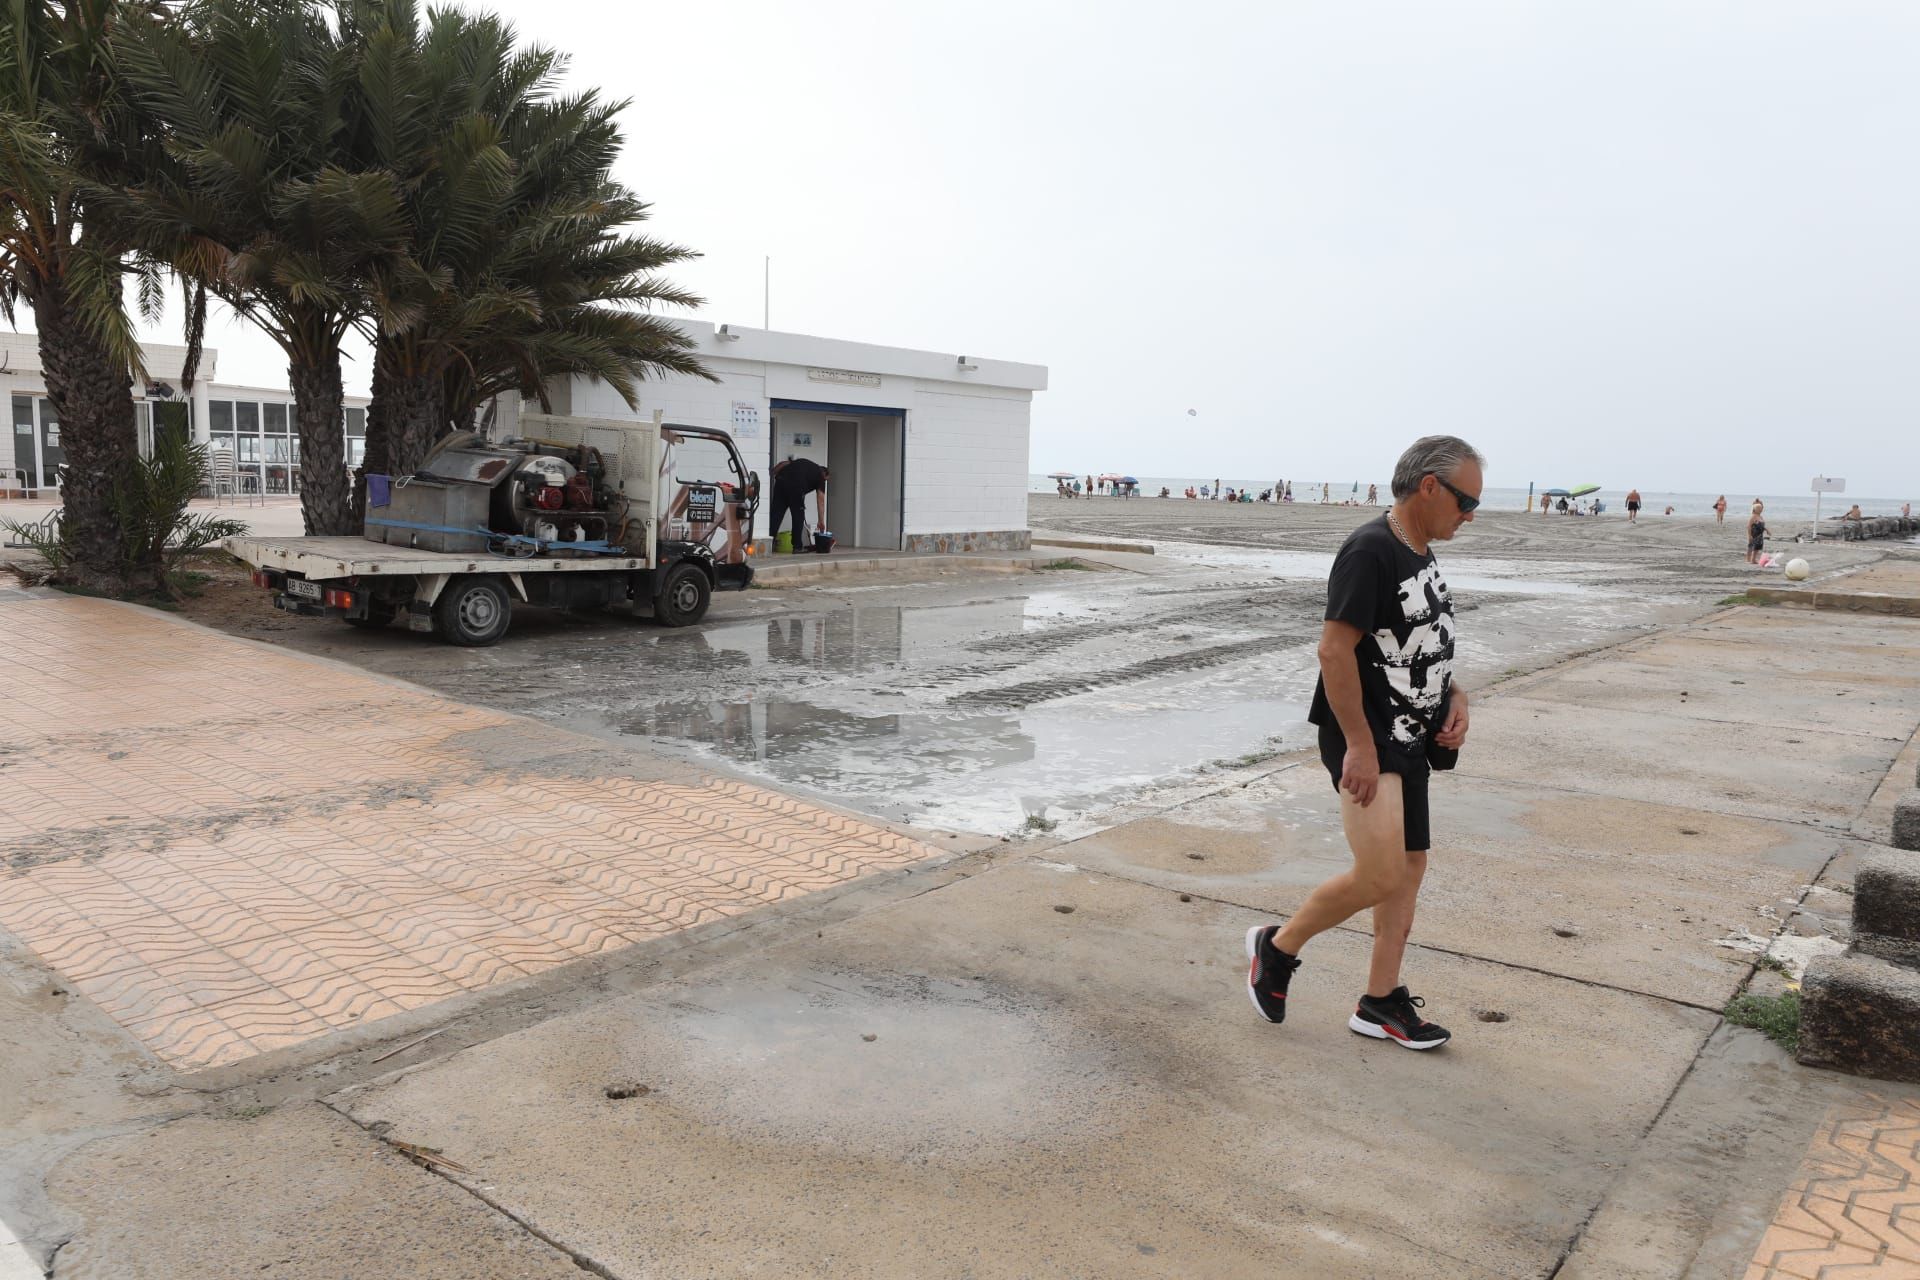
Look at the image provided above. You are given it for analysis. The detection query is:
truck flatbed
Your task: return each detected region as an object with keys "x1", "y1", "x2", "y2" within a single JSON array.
[{"x1": 225, "y1": 535, "x2": 647, "y2": 577}]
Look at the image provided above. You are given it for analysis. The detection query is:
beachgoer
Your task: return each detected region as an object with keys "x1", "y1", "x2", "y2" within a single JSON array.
[
  {"x1": 769, "y1": 457, "x2": 829, "y2": 553},
  {"x1": 1625, "y1": 488, "x2": 1641, "y2": 523},
  {"x1": 1245, "y1": 435, "x2": 1481, "y2": 1052},
  {"x1": 1905, "y1": 503, "x2": 1912, "y2": 519},
  {"x1": 1713, "y1": 495, "x2": 1727, "y2": 523},
  {"x1": 1214, "y1": 478, "x2": 1222, "y2": 501},
  {"x1": 1664, "y1": 505, "x2": 1674, "y2": 516},
  {"x1": 1284, "y1": 483, "x2": 1294, "y2": 502},
  {"x1": 1747, "y1": 503, "x2": 1767, "y2": 565},
  {"x1": 1321, "y1": 482, "x2": 1331, "y2": 504},
  {"x1": 1367, "y1": 483, "x2": 1379, "y2": 505},
  {"x1": 1557, "y1": 497, "x2": 1569, "y2": 513},
  {"x1": 1844, "y1": 503, "x2": 1863, "y2": 521},
  {"x1": 1085, "y1": 475, "x2": 1094, "y2": 498}
]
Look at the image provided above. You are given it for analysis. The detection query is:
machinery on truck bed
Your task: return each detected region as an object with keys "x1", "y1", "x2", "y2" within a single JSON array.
[{"x1": 225, "y1": 412, "x2": 759, "y2": 645}]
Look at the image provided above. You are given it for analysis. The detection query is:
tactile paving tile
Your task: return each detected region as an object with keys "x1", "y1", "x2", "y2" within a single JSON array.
[
  {"x1": 0, "y1": 596, "x2": 939, "y2": 1071},
  {"x1": 1743, "y1": 1091, "x2": 1920, "y2": 1278}
]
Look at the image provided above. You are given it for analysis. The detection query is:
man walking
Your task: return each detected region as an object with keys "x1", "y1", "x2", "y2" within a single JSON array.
[
  {"x1": 769, "y1": 456, "x2": 829, "y2": 553},
  {"x1": 1245, "y1": 435, "x2": 1482, "y2": 1050}
]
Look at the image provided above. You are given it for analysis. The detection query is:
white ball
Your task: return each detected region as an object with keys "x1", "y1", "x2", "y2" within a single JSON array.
[{"x1": 1785, "y1": 557, "x2": 1811, "y2": 581}]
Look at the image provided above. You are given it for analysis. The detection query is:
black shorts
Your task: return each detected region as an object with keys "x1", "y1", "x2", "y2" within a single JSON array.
[{"x1": 1318, "y1": 722, "x2": 1431, "y2": 852}]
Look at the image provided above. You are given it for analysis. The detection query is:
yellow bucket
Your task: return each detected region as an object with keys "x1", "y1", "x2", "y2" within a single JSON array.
[{"x1": 773, "y1": 531, "x2": 792, "y2": 553}]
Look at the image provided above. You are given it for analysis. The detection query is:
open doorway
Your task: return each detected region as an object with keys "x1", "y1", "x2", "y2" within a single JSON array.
[{"x1": 768, "y1": 400, "x2": 904, "y2": 550}]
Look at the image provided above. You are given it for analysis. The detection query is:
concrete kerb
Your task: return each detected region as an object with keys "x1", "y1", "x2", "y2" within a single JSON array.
[
  {"x1": 1030, "y1": 535, "x2": 1156, "y2": 555},
  {"x1": 1895, "y1": 791, "x2": 1920, "y2": 850},
  {"x1": 1852, "y1": 849, "x2": 1920, "y2": 966},
  {"x1": 1797, "y1": 952, "x2": 1920, "y2": 1082},
  {"x1": 1747, "y1": 585, "x2": 1920, "y2": 615},
  {"x1": 746, "y1": 551, "x2": 1080, "y2": 586}
]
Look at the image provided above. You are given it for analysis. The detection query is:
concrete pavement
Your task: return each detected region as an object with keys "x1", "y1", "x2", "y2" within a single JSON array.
[{"x1": 5, "y1": 578, "x2": 1920, "y2": 1275}]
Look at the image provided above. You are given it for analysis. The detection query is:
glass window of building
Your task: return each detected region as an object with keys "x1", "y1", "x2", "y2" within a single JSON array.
[
  {"x1": 346, "y1": 407, "x2": 365, "y2": 437},
  {"x1": 236, "y1": 401, "x2": 259, "y2": 435},
  {"x1": 264, "y1": 402, "x2": 289, "y2": 434},
  {"x1": 209, "y1": 399, "x2": 234, "y2": 452},
  {"x1": 11, "y1": 395, "x2": 34, "y2": 487}
]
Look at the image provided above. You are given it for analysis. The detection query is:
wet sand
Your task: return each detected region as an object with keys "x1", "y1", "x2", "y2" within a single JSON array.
[
  {"x1": 1030, "y1": 494, "x2": 1916, "y2": 597},
  {"x1": 157, "y1": 498, "x2": 1920, "y2": 837}
]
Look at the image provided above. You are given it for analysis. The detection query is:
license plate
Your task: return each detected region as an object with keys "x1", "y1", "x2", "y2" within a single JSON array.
[{"x1": 285, "y1": 577, "x2": 321, "y2": 600}]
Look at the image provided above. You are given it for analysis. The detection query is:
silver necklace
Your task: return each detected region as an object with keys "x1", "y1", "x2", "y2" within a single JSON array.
[{"x1": 1386, "y1": 507, "x2": 1418, "y2": 551}]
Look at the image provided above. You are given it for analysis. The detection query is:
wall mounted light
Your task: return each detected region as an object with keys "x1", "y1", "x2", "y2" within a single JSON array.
[
  {"x1": 956, "y1": 356, "x2": 978, "y2": 371},
  {"x1": 717, "y1": 324, "x2": 742, "y2": 341}
]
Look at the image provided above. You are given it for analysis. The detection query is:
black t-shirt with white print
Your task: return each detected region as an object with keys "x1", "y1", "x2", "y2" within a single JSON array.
[{"x1": 1307, "y1": 514, "x2": 1455, "y2": 759}]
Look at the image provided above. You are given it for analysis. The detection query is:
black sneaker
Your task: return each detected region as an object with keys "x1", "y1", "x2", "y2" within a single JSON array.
[
  {"x1": 1244, "y1": 925, "x2": 1299, "y2": 1023},
  {"x1": 1350, "y1": 986, "x2": 1451, "y2": 1050}
]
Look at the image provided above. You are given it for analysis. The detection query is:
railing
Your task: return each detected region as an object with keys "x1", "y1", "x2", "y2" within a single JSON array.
[{"x1": 0, "y1": 467, "x2": 39, "y2": 500}]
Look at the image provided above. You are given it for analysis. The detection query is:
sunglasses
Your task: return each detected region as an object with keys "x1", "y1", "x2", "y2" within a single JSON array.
[{"x1": 1430, "y1": 474, "x2": 1481, "y2": 514}]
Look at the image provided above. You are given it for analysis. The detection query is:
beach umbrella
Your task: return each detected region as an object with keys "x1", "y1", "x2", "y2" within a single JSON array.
[
  {"x1": 1568, "y1": 484, "x2": 1601, "y2": 497},
  {"x1": 1542, "y1": 488, "x2": 1571, "y2": 497},
  {"x1": 1098, "y1": 473, "x2": 1123, "y2": 482},
  {"x1": 1046, "y1": 471, "x2": 1076, "y2": 479},
  {"x1": 1120, "y1": 476, "x2": 1139, "y2": 484}
]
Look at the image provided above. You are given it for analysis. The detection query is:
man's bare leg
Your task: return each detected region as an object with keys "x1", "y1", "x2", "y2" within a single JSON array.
[
  {"x1": 1366, "y1": 848, "x2": 1428, "y2": 998},
  {"x1": 1272, "y1": 775, "x2": 1408, "y2": 957}
]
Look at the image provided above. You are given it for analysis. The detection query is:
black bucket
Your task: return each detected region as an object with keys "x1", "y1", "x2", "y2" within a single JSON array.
[{"x1": 813, "y1": 531, "x2": 836, "y2": 554}]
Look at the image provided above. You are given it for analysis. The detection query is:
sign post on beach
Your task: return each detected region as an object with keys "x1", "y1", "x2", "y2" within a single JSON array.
[{"x1": 1811, "y1": 476, "x2": 1845, "y2": 541}]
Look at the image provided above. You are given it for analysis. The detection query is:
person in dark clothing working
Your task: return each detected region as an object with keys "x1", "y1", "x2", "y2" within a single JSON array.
[{"x1": 770, "y1": 457, "x2": 829, "y2": 552}]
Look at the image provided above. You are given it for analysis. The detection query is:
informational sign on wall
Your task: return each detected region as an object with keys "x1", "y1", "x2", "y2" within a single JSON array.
[
  {"x1": 807, "y1": 367, "x2": 881, "y2": 388},
  {"x1": 730, "y1": 400, "x2": 762, "y2": 441},
  {"x1": 790, "y1": 431, "x2": 813, "y2": 448}
]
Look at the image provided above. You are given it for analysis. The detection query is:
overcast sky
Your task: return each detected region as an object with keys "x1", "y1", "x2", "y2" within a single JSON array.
[{"x1": 140, "y1": 1, "x2": 1920, "y2": 496}]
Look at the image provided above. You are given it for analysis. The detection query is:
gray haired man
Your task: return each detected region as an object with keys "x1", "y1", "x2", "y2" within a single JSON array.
[{"x1": 1245, "y1": 436, "x2": 1484, "y2": 1049}]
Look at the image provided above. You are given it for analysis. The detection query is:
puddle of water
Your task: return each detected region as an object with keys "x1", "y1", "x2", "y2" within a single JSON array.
[
  {"x1": 616, "y1": 594, "x2": 1321, "y2": 833},
  {"x1": 589, "y1": 545, "x2": 1677, "y2": 835}
]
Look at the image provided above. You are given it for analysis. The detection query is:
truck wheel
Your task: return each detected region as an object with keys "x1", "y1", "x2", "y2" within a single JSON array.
[
  {"x1": 654, "y1": 563, "x2": 711, "y2": 627},
  {"x1": 433, "y1": 576, "x2": 512, "y2": 646},
  {"x1": 345, "y1": 602, "x2": 398, "y2": 630}
]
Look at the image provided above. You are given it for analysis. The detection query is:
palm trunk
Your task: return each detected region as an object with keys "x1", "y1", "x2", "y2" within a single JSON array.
[
  {"x1": 33, "y1": 279, "x2": 136, "y2": 593},
  {"x1": 353, "y1": 347, "x2": 398, "y2": 524},
  {"x1": 289, "y1": 354, "x2": 353, "y2": 536},
  {"x1": 386, "y1": 366, "x2": 444, "y2": 479}
]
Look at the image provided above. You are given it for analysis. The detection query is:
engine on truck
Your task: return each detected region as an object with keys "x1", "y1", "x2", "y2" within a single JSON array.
[{"x1": 417, "y1": 432, "x2": 629, "y2": 549}]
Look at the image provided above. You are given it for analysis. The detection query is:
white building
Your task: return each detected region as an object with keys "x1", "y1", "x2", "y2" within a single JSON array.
[
  {"x1": 4, "y1": 322, "x2": 1046, "y2": 554},
  {"x1": 0, "y1": 333, "x2": 370, "y2": 497},
  {"x1": 519, "y1": 320, "x2": 1047, "y2": 552}
]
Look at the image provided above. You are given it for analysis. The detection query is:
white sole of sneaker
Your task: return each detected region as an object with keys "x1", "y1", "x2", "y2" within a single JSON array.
[
  {"x1": 1245, "y1": 926, "x2": 1280, "y2": 1023},
  {"x1": 1348, "y1": 1013, "x2": 1448, "y2": 1050}
]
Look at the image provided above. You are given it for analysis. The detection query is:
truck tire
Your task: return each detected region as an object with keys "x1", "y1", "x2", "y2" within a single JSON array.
[
  {"x1": 345, "y1": 602, "x2": 398, "y2": 630},
  {"x1": 654, "y1": 562, "x2": 711, "y2": 627},
  {"x1": 433, "y1": 576, "x2": 512, "y2": 646}
]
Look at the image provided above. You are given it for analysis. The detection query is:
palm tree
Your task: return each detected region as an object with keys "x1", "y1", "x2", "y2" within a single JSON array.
[
  {"x1": 108, "y1": 0, "x2": 410, "y2": 535},
  {"x1": 354, "y1": 1, "x2": 710, "y2": 489},
  {"x1": 0, "y1": 0, "x2": 154, "y2": 591}
]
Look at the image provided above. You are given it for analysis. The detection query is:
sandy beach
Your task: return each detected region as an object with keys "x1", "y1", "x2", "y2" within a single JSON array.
[{"x1": 1029, "y1": 493, "x2": 1916, "y2": 594}]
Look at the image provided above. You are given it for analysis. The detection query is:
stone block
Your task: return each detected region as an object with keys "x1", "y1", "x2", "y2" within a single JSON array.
[
  {"x1": 1796, "y1": 952, "x2": 1920, "y2": 1082},
  {"x1": 1893, "y1": 792, "x2": 1920, "y2": 851},
  {"x1": 1853, "y1": 849, "x2": 1920, "y2": 966}
]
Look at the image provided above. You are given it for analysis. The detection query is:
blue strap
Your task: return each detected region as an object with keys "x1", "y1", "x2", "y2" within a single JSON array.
[{"x1": 364, "y1": 517, "x2": 629, "y2": 557}]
